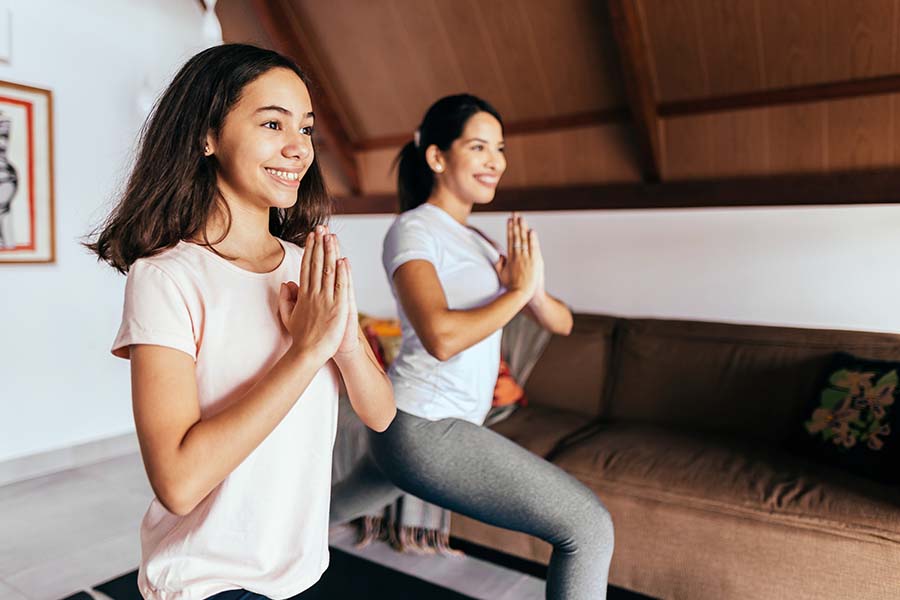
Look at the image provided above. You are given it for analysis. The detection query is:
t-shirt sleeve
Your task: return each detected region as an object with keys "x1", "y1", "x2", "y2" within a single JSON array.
[
  {"x1": 382, "y1": 218, "x2": 440, "y2": 280},
  {"x1": 111, "y1": 260, "x2": 197, "y2": 360}
]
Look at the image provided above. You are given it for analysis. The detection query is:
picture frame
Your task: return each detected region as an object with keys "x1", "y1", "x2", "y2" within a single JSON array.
[{"x1": 0, "y1": 80, "x2": 54, "y2": 263}]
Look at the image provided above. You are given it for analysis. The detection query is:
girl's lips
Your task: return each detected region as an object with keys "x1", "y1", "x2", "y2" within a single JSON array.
[{"x1": 264, "y1": 167, "x2": 302, "y2": 187}]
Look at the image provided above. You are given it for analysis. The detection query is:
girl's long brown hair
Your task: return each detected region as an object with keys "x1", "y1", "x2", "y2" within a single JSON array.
[{"x1": 86, "y1": 44, "x2": 331, "y2": 273}]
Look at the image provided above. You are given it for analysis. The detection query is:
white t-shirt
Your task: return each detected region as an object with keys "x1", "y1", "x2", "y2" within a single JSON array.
[
  {"x1": 382, "y1": 202, "x2": 503, "y2": 425},
  {"x1": 111, "y1": 239, "x2": 339, "y2": 600}
]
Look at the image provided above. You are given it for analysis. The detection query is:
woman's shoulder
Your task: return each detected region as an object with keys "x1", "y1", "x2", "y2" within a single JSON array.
[{"x1": 129, "y1": 242, "x2": 195, "y2": 277}]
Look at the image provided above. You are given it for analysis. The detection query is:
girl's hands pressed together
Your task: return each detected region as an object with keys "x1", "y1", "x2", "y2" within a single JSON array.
[
  {"x1": 496, "y1": 213, "x2": 544, "y2": 302},
  {"x1": 278, "y1": 225, "x2": 350, "y2": 366}
]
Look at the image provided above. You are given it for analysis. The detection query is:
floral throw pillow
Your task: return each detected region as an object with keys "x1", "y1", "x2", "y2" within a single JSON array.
[{"x1": 797, "y1": 352, "x2": 899, "y2": 484}]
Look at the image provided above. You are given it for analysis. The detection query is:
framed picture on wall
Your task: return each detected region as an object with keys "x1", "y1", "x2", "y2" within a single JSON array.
[{"x1": 0, "y1": 80, "x2": 54, "y2": 263}]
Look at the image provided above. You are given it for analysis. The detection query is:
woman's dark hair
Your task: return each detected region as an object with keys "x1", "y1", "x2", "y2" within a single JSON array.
[
  {"x1": 86, "y1": 43, "x2": 330, "y2": 273},
  {"x1": 396, "y1": 93, "x2": 502, "y2": 213}
]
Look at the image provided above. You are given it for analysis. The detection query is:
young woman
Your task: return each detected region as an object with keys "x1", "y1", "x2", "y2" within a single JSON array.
[
  {"x1": 88, "y1": 44, "x2": 395, "y2": 600},
  {"x1": 331, "y1": 94, "x2": 614, "y2": 599}
]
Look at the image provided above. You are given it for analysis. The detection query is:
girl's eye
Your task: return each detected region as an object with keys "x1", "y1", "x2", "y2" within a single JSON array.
[
  {"x1": 263, "y1": 121, "x2": 281, "y2": 130},
  {"x1": 498, "y1": 147, "x2": 505, "y2": 153},
  {"x1": 301, "y1": 126, "x2": 314, "y2": 136},
  {"x1": 472, "y1": 144, "x2": 484, "y2": 151}
]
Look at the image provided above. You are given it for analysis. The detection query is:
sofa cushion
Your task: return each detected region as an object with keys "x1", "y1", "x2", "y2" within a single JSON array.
[
  {"x1": 552, "y1": 424, "x2": 900, "y2": 543},
  {"x1": 489, "y1": 405, "x2": 592, "y2": 458},
  {"x1": 523, "y1": 314, "x2": 616, "y2": 418},
  {"x1": 792, "y1": 352, "x2": 900, "y2": 484},
  {"x1": 607, "y1": 318, "x2": 900, "y2": 442}
]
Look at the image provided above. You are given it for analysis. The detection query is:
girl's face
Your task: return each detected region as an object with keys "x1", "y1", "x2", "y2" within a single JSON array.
[
  {"x1": 208, "y1": 67, "x2": 315, "y2": 212},
  {"x1": 434, "y1": 111, "x2": 506, "y2": 206}
]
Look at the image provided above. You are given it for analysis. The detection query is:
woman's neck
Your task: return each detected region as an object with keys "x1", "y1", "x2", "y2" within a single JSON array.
[{"x1": 427, "y1": 187, "x2": 473, "y2": 225}]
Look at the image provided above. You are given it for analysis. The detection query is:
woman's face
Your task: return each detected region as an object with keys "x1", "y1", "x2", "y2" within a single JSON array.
[
  {"x1": 208, "y1": 67, "x2": 315, "y2": 212},
  {"x1": 435, "y1": 111, "x2": 506, "y2": 205}
]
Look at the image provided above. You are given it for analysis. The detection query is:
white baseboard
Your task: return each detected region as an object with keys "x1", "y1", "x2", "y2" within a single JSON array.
[{"x1": 0, "y1": 432, "x2": 140, "y2": 487}]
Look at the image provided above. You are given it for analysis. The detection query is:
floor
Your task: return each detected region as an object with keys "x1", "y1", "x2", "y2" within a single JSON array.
[{"x1": 0, "y1": 452, "x2": 545, "y2": 600}]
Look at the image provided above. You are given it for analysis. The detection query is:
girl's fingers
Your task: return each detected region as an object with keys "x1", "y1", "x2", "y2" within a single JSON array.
[
  {"x1": 299, "y1": 229, "x2": 316, "y2": 292},
  {"x1": 511, "y1": 213, "x2": 522, "y2": 256},
  {"x1": 322, "y1": 233, "x2": 337, "y2": 298},
  {"x1": 310, "y1": 225, "x2": 325, "y2": 293},
  {"x1": 506, "y1": 215, "x2": 514, "y2": 257},
  {"x1": 346, "y1": 258, "x2": 358, "y2": 320},
  {"x1": 335, "y1": 256, "x2": 348, "y2": 302}
]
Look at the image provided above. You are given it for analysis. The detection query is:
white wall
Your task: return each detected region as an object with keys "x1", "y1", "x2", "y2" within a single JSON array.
[
  {"x1": 0, "y1": 0, "x2": 207, "y2": 462},
  {"x1": 333, "y1": 204, "x2": 900, "y2": 333}
]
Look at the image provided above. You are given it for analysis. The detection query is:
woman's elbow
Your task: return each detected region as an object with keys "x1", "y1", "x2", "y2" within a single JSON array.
[{"x1": 423, "y1": 334, "x2": 456, "y2": 362}]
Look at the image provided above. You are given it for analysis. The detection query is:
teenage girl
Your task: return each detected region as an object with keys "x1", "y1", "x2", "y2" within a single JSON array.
[
  {"x1": 331, "y1": 94, "x2": 614, "y2": 600},
  {"x1": 88, "y1": 44, "x2": 395, "y2": 600}
]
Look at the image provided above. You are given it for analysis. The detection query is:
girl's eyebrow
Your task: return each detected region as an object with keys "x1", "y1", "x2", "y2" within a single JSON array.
[{"x1": 254, "y1": 106, "x2": 315, "y2": 120}]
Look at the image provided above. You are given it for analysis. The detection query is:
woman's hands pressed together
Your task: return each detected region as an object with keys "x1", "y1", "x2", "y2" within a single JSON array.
[{"x1": 496, "y1": 213, "x2": 545, "y2": 303}]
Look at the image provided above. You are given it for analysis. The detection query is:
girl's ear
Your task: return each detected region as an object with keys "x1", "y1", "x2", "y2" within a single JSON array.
[
  {"x1": 204, "y1": 131, "x2": 216, "y2": 156},
  {"x1": 425, "y1": 144, "x2": 444, "y2": 174}
]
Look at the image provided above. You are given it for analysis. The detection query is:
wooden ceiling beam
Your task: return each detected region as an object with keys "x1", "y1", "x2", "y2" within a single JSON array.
[
  {"x1": 355, "y1": 108, "x2": 630, "y2": 152},
  {"x1": 607, "y1": 0, "x2": 662, "y2": 183},
  {"x1": 660, "y1": 73, "x2": 900, "y2": 117},
  {"x1": 334, "y1": 168, "x2": 900, "y2": 214},
  {"x1": 251, "y1": 0, "x2": 361, "y2": 194}
]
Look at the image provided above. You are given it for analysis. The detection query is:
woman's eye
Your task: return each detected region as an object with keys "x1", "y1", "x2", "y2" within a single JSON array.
[
  {"x1": 263, "y1": 121, "x2": 281, "y2": 130},
  {"x1": 301, "y1": 126, "x2": 314, "y2": 136},
  {"x1": 472, "y1": 144, "x2": 484, "y2": 151},
  {"x1": 498, "y1": 147, "x2": 505, "y2": 153}
]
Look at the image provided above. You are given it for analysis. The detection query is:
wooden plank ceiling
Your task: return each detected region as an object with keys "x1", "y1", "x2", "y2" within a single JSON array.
[{"x1": 215, "y1": 0, "x2": 900, "y2": 212}]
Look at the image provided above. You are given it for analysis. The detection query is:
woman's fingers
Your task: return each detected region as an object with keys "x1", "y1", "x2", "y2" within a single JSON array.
[
  {"x1": 299, "y1": 228, "x2": 316, "y2": 292},
  {"x1": 511, "y1": 212, "x2": 522, "y2": 256},
  {"x1": 519, "y1": 216, "x2": 531, "y2": 257},
  {"x1": 507, "y1": 215, "x2": 515, "y2": 257},
  {"x1": 310, "y1": 225, "x2": 326, "y2": 293},
  {"x1": 322, "y1": 232, "x2": 337, "y2": 298}
]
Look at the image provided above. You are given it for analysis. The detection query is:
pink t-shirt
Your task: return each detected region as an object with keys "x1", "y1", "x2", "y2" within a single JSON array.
[{"x1": 111, "y1": 240, "x2": 339, "y2": 600}]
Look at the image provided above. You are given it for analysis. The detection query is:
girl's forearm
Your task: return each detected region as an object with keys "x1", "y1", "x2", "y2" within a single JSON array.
[
  {"x1": 334, "y1": 339, "x2": 396, "y2": 432},
  {"x1": 155, "y1": 346, "x2": 323, "y2": 515}
]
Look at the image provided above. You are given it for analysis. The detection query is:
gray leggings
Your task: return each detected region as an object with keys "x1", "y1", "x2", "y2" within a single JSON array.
[{"x1": 330, "y1": 409, "x2": 615, "y2": 600}]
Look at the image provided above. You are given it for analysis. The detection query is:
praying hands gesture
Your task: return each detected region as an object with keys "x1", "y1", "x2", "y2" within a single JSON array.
[
  {"x1": 279, "y1": 224, "x2": 395, "y2": 431},
  {"x1": 496, "y1": 213, "x2": 572, "y2": 336}
]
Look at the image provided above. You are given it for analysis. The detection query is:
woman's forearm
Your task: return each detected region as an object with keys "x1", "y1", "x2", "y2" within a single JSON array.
[
  {"x1": 334, "y1": 334, "x2": 396, "y2": 432},
  {"x1": 420, "y1": 288, "x2": 531, "y2": 361},
  {"x1": 525, "y1": 290, "x2": 573, "y2": 335}
]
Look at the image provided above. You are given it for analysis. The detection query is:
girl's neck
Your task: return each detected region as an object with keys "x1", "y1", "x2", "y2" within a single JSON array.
[
  {"x1": 198, "y1": 199, "x2": 284, "y2": 272},
  {"x1": 427, "y1": 187, "x2": 473, "y2": 225}
]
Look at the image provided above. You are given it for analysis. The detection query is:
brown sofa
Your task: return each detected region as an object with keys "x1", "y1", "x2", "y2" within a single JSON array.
[{"x1": 450, "y1": 314, "x2": 900, "y2": 600}]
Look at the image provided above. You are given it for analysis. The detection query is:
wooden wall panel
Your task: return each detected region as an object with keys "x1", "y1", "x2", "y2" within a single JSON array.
[
  {"x1": 823, "y1": 0, "x2": 895, "y2": 80},
  {"x1": 766, "y1": 103, "x2": 826, "y2": 172},
  {"x1": 663, "y1": 108, "x2": 769, "y2": 179},
  {"x1": 756, "y1": 0, "x2": 827, "y2": 89},
  {"x1": 664, "y1": 93, "x2": 900, "y2": 179},
  {"x1": 284, "y1": 0, "x2": 623, "y2": 142},
  {"x1": 693, "y1": 1, "x2": 764, "y2": 97},
  {"x1": 826, "y1": 95, "x2": 895, "y2": 169},
  {"x1": 639, "y1": 0, "x2": 707, "y2": 101}
]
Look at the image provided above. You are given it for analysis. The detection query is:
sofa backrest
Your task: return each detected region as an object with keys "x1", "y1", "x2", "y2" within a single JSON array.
[
  {"x1": 524, "y1": 314, "x2": 617, "y2": 418},
  {"x1": 606, "y1": 317, "x2": 900, "y2": 442}
]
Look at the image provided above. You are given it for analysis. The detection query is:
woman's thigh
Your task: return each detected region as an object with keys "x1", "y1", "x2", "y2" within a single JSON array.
[{"x1": 369, "y1": 411, "x2": 610, "y2": 546}]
